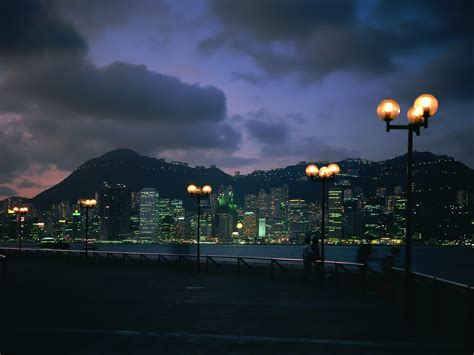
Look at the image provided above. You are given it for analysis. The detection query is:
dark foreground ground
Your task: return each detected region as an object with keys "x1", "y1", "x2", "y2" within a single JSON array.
[{"x1": 0, "y1": 255, "x2": 468, "y2": 354}]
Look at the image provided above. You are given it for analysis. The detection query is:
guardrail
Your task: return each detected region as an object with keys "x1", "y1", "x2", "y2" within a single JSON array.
[
  {"x1": 0, "y1": 247, "x2": 377, "y2": 293},
  {"x1": 392, "y1": 267, "x2": 473, "y2": 349}
]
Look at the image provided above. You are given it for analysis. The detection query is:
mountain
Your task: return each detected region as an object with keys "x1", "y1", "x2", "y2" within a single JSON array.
[
  {"x1": 29, "y1": 149, "x2": 473, "y2": 212},
  {"x1": 32, "y1": 149, "x2": 232, "y2": 210}
]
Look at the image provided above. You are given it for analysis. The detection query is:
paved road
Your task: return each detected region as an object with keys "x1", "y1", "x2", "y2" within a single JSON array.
[{"x1": 0, "y1": 256, "x2": 465, "y2": 354}]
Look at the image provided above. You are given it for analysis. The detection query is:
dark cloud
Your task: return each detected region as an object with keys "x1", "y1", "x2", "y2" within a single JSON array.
[
  {"x1": 212, "y1": 156, "x2": 260, "y2": 168},
  {"x1": 57, "y1": 0, "x2": 170, "y2": 38},
  {"x1": 261, "y1": 136, "x2": 360, "y2": 162},
  {"x1": 245, "y1": 111, "x2": 290, "y2": 144},
  {"x1": 0, "y1": 186, "x2": 19, "y2": 197},
  {"x1": 0, "y1": 0, "x2": 86, "y2": 55},
  {"x1": 206, "y1": 0, "x2": 472, "y2": 82},
  {"x1": 3, "y1": 56, "x2": 227, "y2": 122},
  {"x1": 210, "y1": 0, "x2": 354, "y2": 41},
  {"x1": 393, "y1": 39, "x2": 474, "y2": 102}
]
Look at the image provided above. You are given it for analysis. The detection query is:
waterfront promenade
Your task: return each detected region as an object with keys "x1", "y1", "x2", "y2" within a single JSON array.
[{"x1": 0, "y1": 253, "x2": 467, "y2": 354}]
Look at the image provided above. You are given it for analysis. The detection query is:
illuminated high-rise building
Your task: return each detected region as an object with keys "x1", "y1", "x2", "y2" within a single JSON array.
[
  {"x1": 139, "y1": 188, "x2": 159, "y2": 240},
  {"x1": 242, "y1": 211, "x2": 257, "y2": 240},
  {"x1": 98, "y1": 183, "x2": 131, "y2": 240},
  {"x1": 158, "y1": 198, "x2": 173, "y2": 240},
  {"x1": 258, "y1": 189, "x2": 270, "y2": 218},
  {"x1": 218, "y1": 213, "x2": 234, "y2": 242},
  {"x1": 393, "y1": 197, "x2": 406, "y2": 239},
  {"x1": 343, "y1": 200, "x2": 361, "y2": 239},
  {"x1": 328, "y1": 188, "x2": 343, "y2": 240},
  {"x1": 270, "y1": 185, "x2": 288, "y2": 219},
  {"x1": 171, "y1": 199, "x2": 184, "y2": 220},
  {"x1": 244, "y1": 194, "x2": 257, "y2": 212},
  {"x1": 288, "y1": 199, "x2": 308, "y2": 242}
]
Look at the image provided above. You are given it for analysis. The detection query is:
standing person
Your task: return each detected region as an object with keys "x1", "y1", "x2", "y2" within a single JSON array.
[
  {"x1": 302, "y1": 235, "x2": 313, "y2": 281},
  {"x1": 311, "y1": 236, "x2": 321, "y2": 276}
]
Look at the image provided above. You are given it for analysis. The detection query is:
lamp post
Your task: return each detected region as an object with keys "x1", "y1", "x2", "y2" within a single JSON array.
[
  {"x1": 12, "y1": 206, "x2": 28, "y2": 254},
  {"x1": 187, "y1": 184, "x2": 212, "y2": 273},
  {"x1": 79, "y1": 199, "x2": 97, "y2": 256},
  {"x1": 376, "y1": 94, "x2": 439, "y2": 274},
  {"x1": 305, "y1": 163, "x2": 341, "y2": 283},
  {"x1": 376, "y1": 94, "x2": 439, "y2": 320}
]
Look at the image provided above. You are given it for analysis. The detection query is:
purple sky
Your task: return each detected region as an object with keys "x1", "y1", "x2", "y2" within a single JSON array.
[{"x1": 0, "y1": 0, "x2": 473, "y2": 199}]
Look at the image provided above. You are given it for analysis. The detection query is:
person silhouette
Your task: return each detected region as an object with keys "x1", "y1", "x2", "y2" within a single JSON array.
[{"x1": 302, "y1": 235, "x2": 313, "y2": 281}]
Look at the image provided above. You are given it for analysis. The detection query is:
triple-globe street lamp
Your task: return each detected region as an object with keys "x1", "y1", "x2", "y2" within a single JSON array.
[
  {"x1": 377, "y1": 94, "x2": 439, "y2": 320},
  {"x1": 376, "y1": 94, "x2": 439, "y2": 274},
  {"x1": 305, "y1": 163, "x2": 341, "y2": 281},
  {"x1": 79, "y1": 198, "x2": 97, "y2": 256},
  {"x1": 187, "y1": 184, "x2": 212, "y2": 273},
  {"x1": 12, "y1": 206, "x2": 28, "y2": 254}
]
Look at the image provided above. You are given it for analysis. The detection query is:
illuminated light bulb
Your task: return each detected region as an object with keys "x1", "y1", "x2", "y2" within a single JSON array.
[
  {"x1": 327, "y1": 163, "x2": 341, "y2": 175},
  {"x1": 319, "y1": 166, "x2": 329, "y2": 178},
  {"x1": 305, "y1": 164, "x2": 319, "y2": 177},
  {"x1": 407, "y1": 106, "x2": 424, "y2": 124},
  {"x1": 202, "y1": 185, "x2": 212, "y2": 195},
  {"x1": 187, "y1": 184, "x2": 197, "y2": 194},
  {"x1": 414, "y1": 94, "x2": 438, "y2": 117},
  {"x1": 377, "y1": 99, "x2": 400, "y2": 121}
]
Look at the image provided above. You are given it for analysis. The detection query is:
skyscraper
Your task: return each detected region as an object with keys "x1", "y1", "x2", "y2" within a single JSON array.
[
  {"x1": 328, "y1": 188, "x2": 343, "y2": 240},
  {"x1": 288, "y1": 199, "x2": 308, "y2": 242},
  {"x1": 139, "y1": 188, "x2": 159, "y2": 240},
  {"x1": 98, "y1": 183, "x2": 131, "y2": 240}
]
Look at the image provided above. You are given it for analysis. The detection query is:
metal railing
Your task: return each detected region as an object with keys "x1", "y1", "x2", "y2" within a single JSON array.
[
  {"x1": 0, "y1": 247, "x2": 376, "y2": 291},
  {"x1": 392, "y1": 267, "x2": 473, "y2": 349}
]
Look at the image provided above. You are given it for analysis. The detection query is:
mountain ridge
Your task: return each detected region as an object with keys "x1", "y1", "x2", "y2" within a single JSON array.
[{"x1": 1, "y1": 149, "x2": 472, "y2": 211}]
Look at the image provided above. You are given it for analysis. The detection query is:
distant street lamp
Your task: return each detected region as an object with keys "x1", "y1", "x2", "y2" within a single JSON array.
[
  {"x1": 187, "y1": 184, "x2": 212, "y2": 273},
  {"x1": 377, "y1": 94, "x2": 439, "y2": 320},
  {"x1": 376, "y1": 94, "x2": 439, "y2": 274},
  {"x1": 12, "y1": 206, "x2": 28, "y2": 254},
  {"x1": 79, "y1": 199, "x2": 97, "y2": 256},
  {"x1": 305, "y1": 163, "x2": 341, "y2": 282}
]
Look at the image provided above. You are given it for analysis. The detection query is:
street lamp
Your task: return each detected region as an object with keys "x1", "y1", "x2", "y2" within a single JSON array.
[
  {"x1": 187, "y1": 184, "x2": 212, "y2": 272},
  {"x1": 377, "y1": 94, "x2": 439, "y2": 320},
  {"x1": 79, "y1": 199, "x2": 97, "y2": 256},
  {"x1": 305, "y1": 163, "x2": 341, "y2": 282},
  {"x1": 376, "y1": 94, "x2": 439, "y2": 274},
  {"x1": 12, "y1": 206, "x2": 28, "y2": 254}
]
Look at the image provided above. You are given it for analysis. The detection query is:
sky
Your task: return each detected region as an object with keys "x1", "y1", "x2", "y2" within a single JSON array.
[{"x1": 0, "y1": 0, "x2": 473, "y2": 199}]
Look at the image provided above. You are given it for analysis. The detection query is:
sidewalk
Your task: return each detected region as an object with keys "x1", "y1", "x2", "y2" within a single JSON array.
[{"x1": 0, "y1": 256, "x2": 462, "y2": 354}]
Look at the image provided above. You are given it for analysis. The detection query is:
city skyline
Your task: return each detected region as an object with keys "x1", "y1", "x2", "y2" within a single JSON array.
[{"x1": 0, "y1": 1, "x2": 472, "y2": 200}]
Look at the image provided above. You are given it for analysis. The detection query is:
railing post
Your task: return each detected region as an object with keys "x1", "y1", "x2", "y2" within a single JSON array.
[
  {"x1": 237, "y1": 257, "x2": 241, "y2": 276},
  {"x1": 360, "y1": 264, "x2": 367, "y2": 295},
  {"x1": 270, "y1": 259, "x2": 274, "y2": 280},
  {"x1": 334, "y1": 263, "x2": 340, "y2": 288},
  {"x1": 465, "y1": 286, "x2": 474, "y2": 351},
  {"x1": 431, "y1": 277, "x2": 440, "y2": 338}
]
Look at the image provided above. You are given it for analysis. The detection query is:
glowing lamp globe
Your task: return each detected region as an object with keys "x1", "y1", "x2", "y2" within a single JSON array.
[
  {"x1": 319, "y1": 166, "x2": 329, "y2": 178},
  {"x1": 407, "y1": 106, "x2": 424, "y2": 124},
  {"x1": 414, "y1": 94, "x2": 438, "y2": 117},
  {"x1": 236, "y1": 222, "x2": 243, "y2": 230},
  {"x1": 327, "y1": 163, "x2": 341, "y2": 176},
  {"x1": 377, "y1": 99, "x2": 400, "y2": 121},
  {"x1": 305, "y1": 164, "x2": 319, "y2": 177},
  {"x1": 202, "y1": 185, "x2": 212, "y2": 195},
  {"x1": 187, "y1": 184, "x2": 197, "y2": 194}
]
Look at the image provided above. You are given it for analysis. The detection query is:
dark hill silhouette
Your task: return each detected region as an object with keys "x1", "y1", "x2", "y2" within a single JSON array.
[{"x1": 28, "y1": 149, "x2": 473, "y2": 214}]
